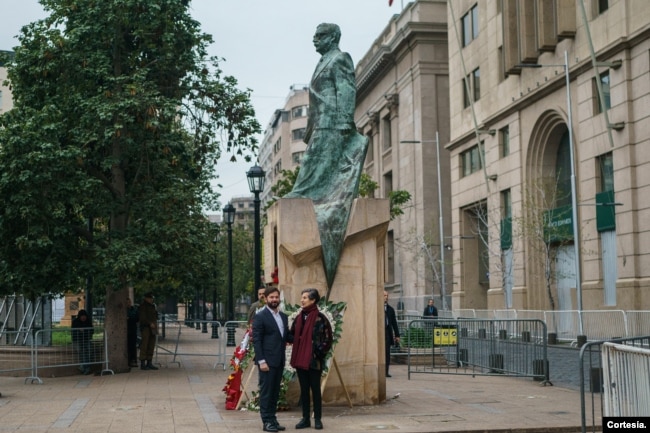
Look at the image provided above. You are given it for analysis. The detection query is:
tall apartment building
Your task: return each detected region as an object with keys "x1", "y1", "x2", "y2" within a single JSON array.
[
  {"x1": 355, "y1": 0, "x2": 450, "y2": 312},
  {"x1": 447, "y1": 1, "x2": 650, "y2": 311},
  {"x1": 258, "y1": 85, "x2": 309, "y2": 203}
]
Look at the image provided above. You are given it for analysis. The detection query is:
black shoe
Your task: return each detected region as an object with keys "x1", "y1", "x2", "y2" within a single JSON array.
[
  {"x1": 262, "y1": 422, "x2": 278, "y2": 432},
  {"x1": 140, "y1": 361, "x2": 148, "y2": 370},
  {"x1": 295, "y1": 418, "x2": 310, "y2": 429},
  {"x1": 146, "y1": 362, "x2": 159, "y2": 370},
  {"x1": 273, "y1": 422, "x2": 285, "y2": 431},
  {"x1": 386, "y1": 373, "x2": 392, "y2": 377},
  {"x1": 314, "y1": 419, "x2": 323, "y2": 430}
]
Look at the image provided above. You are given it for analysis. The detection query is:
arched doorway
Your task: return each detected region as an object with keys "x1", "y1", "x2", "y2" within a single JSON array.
[{"x1": 525, "y1": 110, "x2": 577, "y2": 313}]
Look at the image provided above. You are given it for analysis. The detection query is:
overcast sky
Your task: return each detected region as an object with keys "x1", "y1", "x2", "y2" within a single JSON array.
[{"x1": 0, "y1": 0, "x2": 405, "y2": 207}]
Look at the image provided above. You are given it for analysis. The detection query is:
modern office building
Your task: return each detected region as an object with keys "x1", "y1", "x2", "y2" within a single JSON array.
[{"x1": 446, "y1": 0, "x2": 650, "y2": 311}]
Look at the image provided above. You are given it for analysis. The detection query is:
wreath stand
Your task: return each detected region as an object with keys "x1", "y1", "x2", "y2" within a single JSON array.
[{"x1": 235, "y1": 354, "x2": 352, "y2": 410}]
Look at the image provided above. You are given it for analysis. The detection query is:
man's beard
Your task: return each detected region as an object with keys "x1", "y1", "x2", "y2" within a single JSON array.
[{"x1": 267, "y1": 300, "x2": 280, "y2": 310}]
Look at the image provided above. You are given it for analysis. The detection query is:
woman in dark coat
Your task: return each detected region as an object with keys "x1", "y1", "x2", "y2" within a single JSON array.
[{"x1": 290, "y1": 288, "x2": 333, "y2": 430}]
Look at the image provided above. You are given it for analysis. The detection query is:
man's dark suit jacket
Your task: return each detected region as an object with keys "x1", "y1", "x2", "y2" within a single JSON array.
[
  {"x1": 385, "y1": 303, "x2": 400, "y2": 344},
  {"x1": 252, "y1": 307, "x2": 291, "y2": 368}
]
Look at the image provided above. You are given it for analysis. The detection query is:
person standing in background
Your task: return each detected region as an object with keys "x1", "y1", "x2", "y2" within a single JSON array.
[
  {"x1": 383, "y1": 291, "x2": 400, "y2": 378},
  {"x1": 71, "y1": 309, "x2": 94, "y2": 375},
  {"x1": 138, "y1": 292, "x2": 159, "y2": 371},
  {"x1": 247, "y1": 286, "x2": 267, "y2": 324}
]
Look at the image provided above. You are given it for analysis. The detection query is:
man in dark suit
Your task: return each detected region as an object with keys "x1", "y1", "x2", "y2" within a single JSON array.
[
  {"x1": 253, "y1": 286, "x2": 292, "y2": 432},
  {"x1": 384, "y1": 291, "x2": 400, "y2": 378}
]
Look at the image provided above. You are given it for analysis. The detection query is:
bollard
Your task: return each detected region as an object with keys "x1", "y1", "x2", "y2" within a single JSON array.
[
  {"x1": 521, "y1": 331, "x2": 531, "y2": 342},
  {"x1": 460, "y1": 327, "x2": 468, "y2": 337},
  {"x1": 577, "y1": 335, "x2": 587, "y2": 348},
  {"x1": 226, "y1": 323, "x2": 237, "y2": 347},
  {"x1": 547, "y1": 332, "x2": 557, "y2": 345},
  {"x1": 211, "y1": 323, "x2": 219, "y2": 339},
  {"x1": 533, "y1": 359, "x2": 549, "y2": 381},
  {"x1": 458, "y1": 348, "x2": 468, "y2": 365},
  {"x1": 478, "y1": 328, "x2": 486, "y2": 339},
  {"x1": 195, "y1": 321, "x2": 201, "y2": 330},
  {"x1": 499, "y1": 329, "x2": 507, "y2": 340},
  {"x1": 590, "y1": 367, "x2": 603, "y2": 393},
  {"x1": 489, "y1": 354, "x2": 504, "y2": 373},
  {"x1": 202, "y1": 322, "x2": 208, "y2": 333}
]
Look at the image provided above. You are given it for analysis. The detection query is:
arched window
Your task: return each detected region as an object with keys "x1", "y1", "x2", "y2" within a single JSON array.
[{"x1": 554, "y1": 130, "x2": 572, "y2": 207}]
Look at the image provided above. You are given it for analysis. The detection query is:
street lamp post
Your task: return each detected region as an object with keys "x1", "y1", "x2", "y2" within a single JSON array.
[
  {"x1": 246, "y1": 164, "x2": 266, "y2": 296},
  {"x1": 211, "y1": 230, "x2": 220, "y2": 339},
  {"x1": 517, "y1": 51, "x2": 582, "y2": 328},
  {"x1": 223, "y1": 202, "x2": 236, "y2": 346}
]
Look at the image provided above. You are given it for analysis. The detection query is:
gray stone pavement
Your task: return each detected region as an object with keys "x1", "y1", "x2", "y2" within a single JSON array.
[{"x1": 0, "y1": 353, "x2": 595, "y2": 433}]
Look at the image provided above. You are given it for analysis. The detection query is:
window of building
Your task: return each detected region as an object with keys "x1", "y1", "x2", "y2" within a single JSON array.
[
  {"x1": 593, "y1": 70, "x2": 611, "y2": 114},
  {"x1": 382, "y1": 116, "x2": 392, "y2": 151},
  {"x1": 500, "y1": 189, "x2": 514, "y2": 308},
  {"x1": 499, "y1": 125, "x2": 510, "y2": 157},
  {"x1": 291, "y1": 105, "x2": 308, "y2": 119},
  {"x1": 292, "y1": 151, "x2": 304, "y2": 165},
  {"x1": 597, "y1": 0, "x2": 609, "y2": 14},
  {"x1": 473, "y1": 68, "x2": 481, "y2": 102},
  {"x1": 598, "y1": 152, "x2": 614, "y2": 192},
  {"x1": 461, "y1": 143, "x2": 484, "y2": 177},
  {"x1": 274, "y1": 160, "x2": 282, "y2": 175},
  {"x1": 463, "y1": 67, "x2": 481, "y2": 108},
  {"x1": 555, "y1": 131, "x2": 572, "y2": 207},
  {"x1": 365, "y1": 132, "x2": 374, "y2": 164},
  {"x1": 273, "y1": 138, "x2": 281, "y2": 154},
  {"x1": 383, "y1": 171, "x2": 393, "y2": 198},
  {"x1": 291, "y1": 128, "x2": 306, "y2": 141},
  {"x1": 461, "y1": 4, "x2": 479, "y2": 47}
]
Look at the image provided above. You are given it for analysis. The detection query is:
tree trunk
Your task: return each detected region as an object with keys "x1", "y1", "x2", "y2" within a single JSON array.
[{"x1": 105, "y1": 286, "x2": 130, "y2": 372}]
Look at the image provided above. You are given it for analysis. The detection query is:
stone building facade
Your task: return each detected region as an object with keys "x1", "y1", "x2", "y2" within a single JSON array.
[
  {"x1": 446, "y1": 0, "x2": 650, "y2": 311},
  {"x1": 354, "y1": 0, "x2": 450, "y2": 312}
]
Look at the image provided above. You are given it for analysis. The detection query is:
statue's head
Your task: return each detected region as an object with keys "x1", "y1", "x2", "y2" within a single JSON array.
[{"x1": 313, "y1": 23, "x2": 341, "y2": 54}]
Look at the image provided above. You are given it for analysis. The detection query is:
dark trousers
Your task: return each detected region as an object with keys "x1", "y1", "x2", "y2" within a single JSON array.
[
  {"x1": 127, "y1": 325, "x2": 137, "y2": 362},
  {"x1": 297, "y1": 368, "x2": 322, "y2": 420},
  {"x1": 139, "y1": 327, "x2": 156, "y2": 361},
  {"x1": 385, "y1": 334, "x2": 393, "y2": 374},
  {"x1": 258, "y1": 365, "x2": 283, "y2": 424}
]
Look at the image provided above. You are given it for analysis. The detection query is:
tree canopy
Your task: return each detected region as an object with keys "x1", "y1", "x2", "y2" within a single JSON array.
[{"x1": 0, "y1": 0, "x2": 260, "y2": 369}]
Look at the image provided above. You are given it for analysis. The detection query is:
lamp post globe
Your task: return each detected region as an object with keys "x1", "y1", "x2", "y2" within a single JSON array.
[{"x1": 246, "y1": 164, "x2": 266, "y2": 298}]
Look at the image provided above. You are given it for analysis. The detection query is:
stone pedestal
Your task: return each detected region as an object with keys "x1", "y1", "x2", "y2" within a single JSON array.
[{"x1": 264, "y1": 198, "x2": 390, "y2": 405}]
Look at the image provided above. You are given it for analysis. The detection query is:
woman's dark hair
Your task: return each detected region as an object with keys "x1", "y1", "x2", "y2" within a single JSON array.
[{"x1": 301, "y1": 288, "x2": 320, "y2": 304}]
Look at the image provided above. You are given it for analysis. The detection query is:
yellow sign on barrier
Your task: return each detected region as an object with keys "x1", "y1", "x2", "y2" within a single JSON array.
[{"x1": 433, "y1": 327, "x2": 457, "y2": 346}]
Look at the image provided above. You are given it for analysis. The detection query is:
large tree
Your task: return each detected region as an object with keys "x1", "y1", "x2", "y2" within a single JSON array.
[{"x1": 0, "y1": 0, "x2": 259, "y2": 371}]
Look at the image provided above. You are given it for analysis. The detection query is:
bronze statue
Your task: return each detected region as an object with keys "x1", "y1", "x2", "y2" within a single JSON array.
[{"x1": 286, "y1": 23, "x2": 368, "y2": 290}]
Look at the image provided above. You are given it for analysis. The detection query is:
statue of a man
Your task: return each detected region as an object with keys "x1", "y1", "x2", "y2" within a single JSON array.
[{"x1": 286, "y1": 23, "x2": 368, "y2": 291}]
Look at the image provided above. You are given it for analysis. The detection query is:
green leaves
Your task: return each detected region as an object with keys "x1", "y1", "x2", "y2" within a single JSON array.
[{"x1": 0, "y1": 0, "x2": 260, "y2": 302}]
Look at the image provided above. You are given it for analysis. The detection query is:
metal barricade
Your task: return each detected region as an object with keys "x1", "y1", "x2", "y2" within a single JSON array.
[
  {"x1": 30, "y1": 327, "x2": 113, "y2": 384},
  {"x1": 579, "y1": 335, "x2": 650, "y2": 433},
  {"x1": 601, "y1": 342, "x2": 650, "y2": 416},
  {"x1": 407, "y1": 318, "x2": 549, "y2": 383},
  {"x1": 0, "y1": 330, "x2": 33, "y2": 376},
  {"x1": 154, "y1": 319, "x2": 243, "y2": 369}
]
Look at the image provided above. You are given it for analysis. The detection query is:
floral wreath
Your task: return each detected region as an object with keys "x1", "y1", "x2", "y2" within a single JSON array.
[{"x1": 222, "y1": 298, "x2": 346, "y2": 411}]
